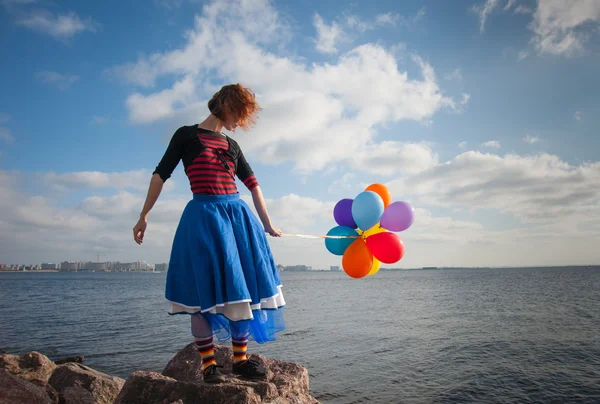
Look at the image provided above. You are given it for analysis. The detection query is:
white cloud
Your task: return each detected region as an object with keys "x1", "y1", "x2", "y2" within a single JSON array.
[
  {"x1": 2, "y1": 158, "x2": 600, "y2": 267},
  {"x1": 349, "y1": 141, "x2": 439, "y2": 176},
  {"x1": 374, "y1": 12, "x2": 400, "y2": 26},
  {"x1": 313, "y1": 8, "x2": 425, "y2": 54},
  {"x1": 328, "y1": 172, "x2": 356, "y2": 194},
  {"x1": 0, "y1": 171, "x2": 184, "y2": 264},
  {"x1": 574, "y1": 111, "x2": 582, "y2": 122},
  {"x1": 388, "y1": 151, "x2": 600, "y2": 223},
  {"x1": 36, "y1": 71, "x2": 79, "y2": 90},
  {"x1": 112, "y1": 0, "x2": 462, "y2": 176},
  {"x1": 43, "y1": 170, "x2": 176, "y2": 193},
  {"x1": 471, "y1": 0, "x2": 527, "y2": 32},
  {"x1": 16, "y1": 9, "x2": 99, "y2": 40},
  {"x1": 518, "y1": 50, "x2": 529, "y2": 60},
  {"x1": 473, "y1": 0, "x2": 600, "y2": 56},
  {"x1": 504, "y1": 0, "x2": 517, "y2": 11},
  {"x1": 458, "y1": 141, "x2": 467, "y2": 149},
  {"x1": 481, "y1": 140, "x2": 501, "y2": 148},
  {"x1": 346, "y1": 7, "x2": 425, "y2": 33},
  {"x1": 0, "y1": 170, "x2": 338, "y2": 266},
  {"x1": 313, "y1": 13, "x2": 346, "y2": 54},
  {"x1": 530, "y1": 0, "x2": 600, "y2": 56},
  {"x1": 444, "y1": 68, "x2": 462, "y2": 81},
  {"x1": 251, "y1": 193, "x2": 334, "y2": 234},
  {"x1": 523, "y1": 135, "x2": 540, "y2": 144},
  {"x1": 472, "y1": 0, "x2": 503, "y2": 33},
  {"x1": 514, "y1": 4, "x2": 533, "y2": 14}
]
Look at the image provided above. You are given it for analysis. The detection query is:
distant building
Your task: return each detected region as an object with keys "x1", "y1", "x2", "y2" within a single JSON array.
[
  {"x1": 330, "y1": 266, "x2": 341, "y2": 271},
  {"x1": 41, "y1": 263, "x2": 59, "y2": 270},
  {"x1": 155, "y1": 263, "x2": 168, "y2": 272},
  {"x1": 60, "y1": 261, "x2": 80, "y2": 271},
  {"x1": 88, "y1": 262, "x2": 108, "y2": 271},
  {"x1": 283, "y1": 265, "x2": 312, "y2": 271}
]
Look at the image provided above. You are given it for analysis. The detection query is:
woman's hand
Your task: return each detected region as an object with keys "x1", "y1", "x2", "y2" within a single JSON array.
[
  {"x1": 264, "y1": 223, "x2": 282, "y2": 237},
  {"x1": 133, "y1": 217, "x2": 147, "y2": 245}
]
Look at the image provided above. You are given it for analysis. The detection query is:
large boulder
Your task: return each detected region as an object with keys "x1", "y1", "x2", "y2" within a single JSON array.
[
  {"x1": 0, "y1": 369, "x2": 53, "y2": 404},
  {"x1": 114, "y1": 370, "x2": 264, "y2": 404},
  {"x1": 0, "y1": 352, "x2": 57, "y2": 383},
  {"x1": 155, "y1": 343, "x2": 316, "y2": 403},
  {"x1": 48, "y1": 362, "x2": 125, "y2": 404}
]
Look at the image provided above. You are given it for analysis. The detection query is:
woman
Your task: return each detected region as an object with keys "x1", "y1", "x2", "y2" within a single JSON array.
[{"x1": 133, "y1": 84, "x2": 286, "y2": 383}]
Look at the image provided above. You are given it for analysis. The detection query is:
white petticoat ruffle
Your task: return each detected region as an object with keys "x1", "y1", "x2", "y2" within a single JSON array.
[{"x1": 167, "y1": 285, "x2": 286, "y2": 322}]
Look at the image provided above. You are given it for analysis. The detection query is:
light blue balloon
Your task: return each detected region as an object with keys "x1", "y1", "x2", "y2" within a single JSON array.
[
  {"x1": 325, "y1": 226, "x2": 358, "y2": 256},
  {"x1": 352, "y1": 191, "x2": 384, "y2": 230}
]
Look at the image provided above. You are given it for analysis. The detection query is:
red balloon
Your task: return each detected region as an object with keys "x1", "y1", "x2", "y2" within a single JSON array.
[{"x1": 365, "y1": 232, "x2": 404, "y2": 264}]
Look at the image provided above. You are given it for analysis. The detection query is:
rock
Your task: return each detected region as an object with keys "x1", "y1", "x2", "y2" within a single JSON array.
[
  {"x1": 0, "y1": 351, "x2": 57, "y2": 383},
  {"x1": 29, "y1": 379, "x2": 60, "y2": 404},
  {"x1": 162, "y1": 342, "x2": 203, "y2": 383},
  {"x1": 159, "y1": 343, "x2": 317, "y2": 404},
  {"x1": 4, "y1": 347, "x2": 318, "y2": 404},
  {"x1": 48, "y1": 362, "x2": 125, "y2": 404},
  {"x1": 54, "y1": 355, "x2": 84, "y2": 365},
  {"x1": 62, "y1": 385, "x2": 95, "y2": 404},
  {"x1": 114, "y1": 370, "x2": 263, "y2": 404},
  {"x1": 0, "y1": 369, "x2": 52, "y2": 404}
]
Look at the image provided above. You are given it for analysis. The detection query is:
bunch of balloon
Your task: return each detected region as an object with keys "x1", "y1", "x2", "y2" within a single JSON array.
[{"x1": 325, "y1": 184, "x2": 415, "y2": 279}]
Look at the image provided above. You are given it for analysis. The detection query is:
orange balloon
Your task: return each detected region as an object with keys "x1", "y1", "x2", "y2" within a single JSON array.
[
  {"x1": 342, "y1": 239, "x2": 373, "y2": 279},
  {"x1": 365, "y1": 183, "x2": 392, "y2": 208}
]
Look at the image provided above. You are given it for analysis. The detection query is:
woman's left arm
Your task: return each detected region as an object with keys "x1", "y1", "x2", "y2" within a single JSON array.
[
  {"x1": 234, "y1": 143, "x2": 282, "y2": 237},
  {"x1": 251, "y1": 186, "x2": 282, "y2": 237}
]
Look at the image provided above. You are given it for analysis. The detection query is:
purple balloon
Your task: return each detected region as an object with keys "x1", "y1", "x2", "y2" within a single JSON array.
[
  {"x1": 380, "y1": 201, "x2": 415, "y2": 232},
  {"x1": 333, "y1": 198, "x2": 357, "y2": 228}
]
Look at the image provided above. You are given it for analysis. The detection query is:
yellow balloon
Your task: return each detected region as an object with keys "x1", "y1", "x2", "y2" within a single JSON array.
[
  {"x1": 367, "y1": 258, "x2": 381, "y2": 276},
  {"x1": 362, "y1": 223, "x2": 386, "y2": 239}
]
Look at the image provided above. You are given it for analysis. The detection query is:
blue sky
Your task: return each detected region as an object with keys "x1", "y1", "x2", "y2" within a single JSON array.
[{"x1": 1, "y1": 0, "x2": 599, "y2": 268}]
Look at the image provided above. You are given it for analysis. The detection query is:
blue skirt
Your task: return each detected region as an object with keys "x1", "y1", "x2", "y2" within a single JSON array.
[{"x1": 165, "y1": 193, "x2": 286, "y2": 343}]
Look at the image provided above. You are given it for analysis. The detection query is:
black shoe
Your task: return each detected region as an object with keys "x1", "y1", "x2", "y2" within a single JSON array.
[
  {"x1": 203, "y1": 364, "x2": 227, "y2": 383},
  {"x1": 232, "y1": 358, "x2": 267, "y2": 380}
]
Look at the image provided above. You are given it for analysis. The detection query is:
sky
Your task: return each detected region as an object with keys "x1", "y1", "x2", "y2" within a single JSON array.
[{"x1": 0, "y1": 0, "x2": 599, "y2": 269}]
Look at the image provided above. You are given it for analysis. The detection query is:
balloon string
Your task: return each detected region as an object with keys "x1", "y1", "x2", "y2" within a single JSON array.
[{"x1": 281, "y1": 233, "x2": 359, "y2": 239}]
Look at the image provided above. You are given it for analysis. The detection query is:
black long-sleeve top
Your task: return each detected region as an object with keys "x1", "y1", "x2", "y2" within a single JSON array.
[{"x1": 152, "y1": 125, "x2": 258, "y2": 194}]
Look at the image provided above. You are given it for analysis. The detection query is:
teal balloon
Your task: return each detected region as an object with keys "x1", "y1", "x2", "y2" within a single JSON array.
[
  {"x1": 325, "y1": 226, "x2": 358, "y2": 256},
  {"x1": 352, "y1": 191, "x2": 384, "y2": 230}
]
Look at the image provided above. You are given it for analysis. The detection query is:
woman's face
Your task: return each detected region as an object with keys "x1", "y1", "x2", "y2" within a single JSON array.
[{"x1": 222, "y1": 110, "x2": 240, "y2": 132}]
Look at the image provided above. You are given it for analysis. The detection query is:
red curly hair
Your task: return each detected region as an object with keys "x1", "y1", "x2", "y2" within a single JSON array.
[{"x1": 208, "y1": 83, "x2": 261, "y2": 130}]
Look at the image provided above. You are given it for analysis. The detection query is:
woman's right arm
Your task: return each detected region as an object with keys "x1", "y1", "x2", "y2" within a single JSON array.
[
  {"x1": 133, "y1": 128, "x2": 184, "y2": 244},
  {"x1": 133, "y1": 174, "x2": 164, "y2": 244}
]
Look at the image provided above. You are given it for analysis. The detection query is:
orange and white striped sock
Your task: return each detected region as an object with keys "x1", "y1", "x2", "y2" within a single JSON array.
[
  {"x1": 194, "y1": 336, "x2": 216, "y2": 371},
  {"x1": 232, "y1": 336, "x2": 248, "y2": 364}
]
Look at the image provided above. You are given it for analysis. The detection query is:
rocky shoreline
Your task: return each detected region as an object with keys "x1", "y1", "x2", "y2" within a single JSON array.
[{"x1": 0, "y1": 344, "x2": 318, "y2": 404}]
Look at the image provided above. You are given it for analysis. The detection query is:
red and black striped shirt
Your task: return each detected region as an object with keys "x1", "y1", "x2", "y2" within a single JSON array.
[{"x1": 153, "y1": 125, "x2": 259, "y2": 195}]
